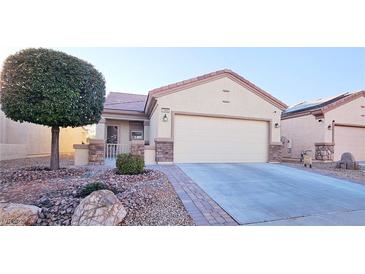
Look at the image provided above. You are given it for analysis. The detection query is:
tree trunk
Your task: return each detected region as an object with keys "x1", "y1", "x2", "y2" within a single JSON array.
[{"x1": 50, "y1": 126, "x2": 60, "y2": 170}]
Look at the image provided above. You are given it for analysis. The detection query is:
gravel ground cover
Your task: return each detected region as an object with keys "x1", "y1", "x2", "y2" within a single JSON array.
[
  {"x1": 282, "y1": 161, "x2": 365, "y2": 184},
  {"x1": 0, "y1": 154, "x2": 74, "y2": 170},
  {"x1": 97, "y1": 170, "x2": 193, "y2": 225},
  {"x1": 0, "y1": 156, "x2": 193, "y2": 226}
]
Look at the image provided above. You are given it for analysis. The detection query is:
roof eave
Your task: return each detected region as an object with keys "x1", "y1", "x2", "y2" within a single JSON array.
[
  {"x1": 282, "y1": 90, "x2": 365, "y2": 120},
  {"x1": 144, "y1": 70, "x2": 288, "y2": 114},
  {"x1": 102, "y1": 108, "x2": 146, "y2": 116}
]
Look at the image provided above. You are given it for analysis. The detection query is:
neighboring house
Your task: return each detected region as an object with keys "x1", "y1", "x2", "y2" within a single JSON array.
[
  {"x1": 281, "y1": 91, "x2": 365, "y2": 161},
  {"x1": 96, "y1": 69, "x2": 287, "y2": 164},
  {"x1": 0, "y1": 105, "x2": 88, "y2": 161}
]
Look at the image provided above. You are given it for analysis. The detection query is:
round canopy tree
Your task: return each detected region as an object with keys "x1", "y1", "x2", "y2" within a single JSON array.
[{"x1": 0, "y1": 48, "x2": 106, "y2": 169}]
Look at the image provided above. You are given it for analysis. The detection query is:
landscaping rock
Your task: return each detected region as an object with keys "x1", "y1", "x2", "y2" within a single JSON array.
[
  {"x1": 0, "y1": 203, "x2": 41, "y2": 226},
  {"x1": 337, "y1": 152, "x2": 359, "y2": 170},
  {"x1": 1, "y1": 155, "x2": 193, "y2": 226},
  {"x1": 71, "y1": 190, "x2": 127, "y2": 226}
]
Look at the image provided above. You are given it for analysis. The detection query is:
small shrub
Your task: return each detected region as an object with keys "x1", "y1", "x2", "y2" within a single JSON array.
[
  {"x1": 79, "y1": 181, "x2": 110, "y2": 198},
  {"x1": 116, "y1": 153, "x2": 144, "y2": 175}
]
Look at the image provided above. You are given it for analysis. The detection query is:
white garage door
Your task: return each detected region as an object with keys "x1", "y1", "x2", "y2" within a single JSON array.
[
  {"x1": 334, "y1": 125, "x2": 365, "y2": 161},
  {"x1": 174, "y1": 115, "x2": 269, "y2": 163}
]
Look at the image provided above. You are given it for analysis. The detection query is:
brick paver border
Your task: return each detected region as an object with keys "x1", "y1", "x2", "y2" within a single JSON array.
[{"x1": 152, "y1": 165, "x2": 238, "y2": 226}]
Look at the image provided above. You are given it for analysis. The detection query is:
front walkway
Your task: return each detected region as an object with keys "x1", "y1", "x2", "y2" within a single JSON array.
[{"x1": 152, "y1": 165, "x2": 238, "y2": 226}]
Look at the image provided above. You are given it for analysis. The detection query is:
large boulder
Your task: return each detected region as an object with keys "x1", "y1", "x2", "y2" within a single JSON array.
[
  {"x1": 0, "y1": 203, "x2": 41, "y2": 226},
  {"x1": 337, "y1": 152, "x2": 359, "y2": 170},
  {"x1": 71, "y1": 190, "x2": 127, "y2": 226}
]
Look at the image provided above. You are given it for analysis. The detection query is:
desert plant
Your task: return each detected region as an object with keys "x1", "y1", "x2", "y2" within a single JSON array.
[
  {"x1": 0, "y1": 48, "x2": 105, "y2": 170},
  {"x1": 78, "y1": 182, "x2": 111, "y2": 198},
  {"x1": 116, "y1": 153, "x2": 144, "y2": 175}
]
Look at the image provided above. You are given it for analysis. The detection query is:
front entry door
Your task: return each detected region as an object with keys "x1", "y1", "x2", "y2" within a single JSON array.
[
  {"x1": 106, "y1": 125, "x2": 119, "y2": 144},
  {"x1": 106, "y1": 125, "x2": 119, "y2": 157}
]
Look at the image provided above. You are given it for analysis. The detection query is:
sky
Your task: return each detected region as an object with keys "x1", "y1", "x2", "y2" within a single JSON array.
[{"x1": 1, "y1": 47, "x2": 364, "y2": 106}]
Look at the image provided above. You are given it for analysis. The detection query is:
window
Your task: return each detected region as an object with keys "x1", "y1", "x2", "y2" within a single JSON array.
[{"x1": 131, "y1": 131, "x2": 144, "y2": 140}]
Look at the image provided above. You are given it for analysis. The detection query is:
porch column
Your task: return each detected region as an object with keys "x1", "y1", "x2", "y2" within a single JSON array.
[
  {"x1": 95, "y1": 118, "x2": 106, "y2": 140},
  {"x1": 144, "y1": 120, "x2": 150, "y2": 145},
  {"x1": 268, "y1": 143, "x2": 282, "y2": 163},
  {"x1": 131, "y1": 140, "x2": 145, "y2": 157},
  {"x1": 88, "y1": 139, "x2": 105, "y2": 165},
  {"x1": 155, "y1": 138, "x2": 173, "y2": 163}
]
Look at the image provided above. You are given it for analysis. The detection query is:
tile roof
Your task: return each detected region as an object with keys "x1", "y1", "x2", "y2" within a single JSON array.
[
  {"x1": 147, "y1": 69, "x2": 288, "y2": 110},
  {"x1": 103, "y1": 92, "x2": 147, "y2": 112},
  {"x1": 103, "y1": 69, "x2": 288, "y2": 114}
]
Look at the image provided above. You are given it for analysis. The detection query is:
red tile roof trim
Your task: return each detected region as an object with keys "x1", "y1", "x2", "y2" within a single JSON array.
[
  {"x1": 104, "y1": 69, "x2": 288, "y2": 116},
  {"x1": 147, "y1": 69, "x2": 288, "y2": 111},
  {"x1": 320, "y1": 90, "x2": 365, "y2": 113}
]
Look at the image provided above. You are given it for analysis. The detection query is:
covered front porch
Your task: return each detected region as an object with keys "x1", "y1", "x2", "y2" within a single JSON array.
[
  {"x1": 73, "y1": 92, "x2": 156, "y2": 166},
  {"x1": 96, "y1": 116, "x2": 149, "y2": 157},
  {"x1": 89, "y1": 108, "x2": 155, "y2": 165}
]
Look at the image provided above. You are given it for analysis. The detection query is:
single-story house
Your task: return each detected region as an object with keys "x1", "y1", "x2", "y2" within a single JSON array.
[
  {"x1": 95, "y1": 69, "x2": 287, "y2": 164},
  {"x1": 0, "y1": 105, "x2": 88, "y2": 161},
  {"x1": 281, "y1": 90, "x2": 365, "y2": 161}
]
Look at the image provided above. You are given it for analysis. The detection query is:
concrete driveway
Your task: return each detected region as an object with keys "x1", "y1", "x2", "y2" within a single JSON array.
[{"x1": 178, "y1": 163, "x2": 365, "y2": 225}]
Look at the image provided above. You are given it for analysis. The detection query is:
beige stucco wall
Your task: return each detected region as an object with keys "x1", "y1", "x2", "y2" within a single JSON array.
[
  {"x1": 281, "y1": 96, "x2": 365, "y2": 160},
  {"x1": 0, "y1": 144, "x2": 27, "y2": 161},
  {"x1": 1, "y1": 106, "x2": 88, "y2": 160},
  {"x1": 60, "y1": 127, "x2": 89, "y2": 153},
  {"x1": 149, "y1": 106, "x2": 159, "y2": 145},
  {"x1": 144, "y1": 145, "x2": 156, "y2": 165},
  {"x1": 325, "y1": 96, "x2": 365, "y2": 161},
  {"x1": 153, "y1": 76, "x2": 282, "y2": 143},
  {"x1": 281, "y1": 114, "x2": 325, "y2": 159},
  {"x1": 95, "y1": 119, "x2": 106, "y2": 140},
  {"x1": 324, "y1": 96, "x2": 365, "y2": 142},
  {"x1": 73, "y1": 145, "x2": 89, "y2": 166}
]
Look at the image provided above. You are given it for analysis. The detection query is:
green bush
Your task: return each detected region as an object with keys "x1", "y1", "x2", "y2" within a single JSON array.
[
  {"x1": 116, "y1": 153, "x2": 144, "y2": 175},
  {"x1": 79, "y1": 182, "x2": 110, "y2": 198}
]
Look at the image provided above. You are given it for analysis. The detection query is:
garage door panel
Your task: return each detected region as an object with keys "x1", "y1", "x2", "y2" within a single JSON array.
[
  {"x1": 174, "y1": 115, "x2": 269, "y2": 163},
  {"x1": 334, "y1": 126, "x2": 365, "y2": 161}
]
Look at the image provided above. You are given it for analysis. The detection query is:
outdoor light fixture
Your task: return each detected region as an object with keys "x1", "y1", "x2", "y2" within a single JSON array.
[
  {"x1": 274, "y1": 123, "x2": 280, "y2": 128},
  {"x1": 318, "y1": 119, "x2": 323, "y2": 122},
  {"x1": 328, "y1": 125, "x2": 332, "y2": 130},
  {"x1": 162, "y1": 113, "x2": 168, "y2": 122}
]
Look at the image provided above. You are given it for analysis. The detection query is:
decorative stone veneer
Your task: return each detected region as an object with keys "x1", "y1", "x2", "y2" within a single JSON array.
[
  {"x1": 315, "y1": 143, "x2": 334, "y2": 161},
  {"x1": 88, "y1": 139, "x2": 104, "y2": 165},
  {"x1": 155, "y1": 140, "x2": 173, "y2": 162},
  {"x1": 131, "y1": 140, "x2": 145, "y2": 157},
  {"x1": 268, "y1": 144, "x2": 282, "y2": 162}
]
